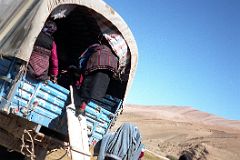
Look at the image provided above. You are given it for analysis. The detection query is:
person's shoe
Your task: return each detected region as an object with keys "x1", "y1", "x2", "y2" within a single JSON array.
[{"x1": 76, "y1": 102, "x2": 87, "y2": 117}]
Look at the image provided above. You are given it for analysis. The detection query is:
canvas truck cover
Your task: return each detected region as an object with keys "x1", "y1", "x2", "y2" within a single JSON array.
[{"x1": 0, "y1": 0, "x2": 138, "y2": 101}]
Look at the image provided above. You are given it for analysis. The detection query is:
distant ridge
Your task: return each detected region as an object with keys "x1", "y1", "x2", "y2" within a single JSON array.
[
  {"x1": 113, "y1": 104, "x2": 240, "y2": 159},
  {"x1": 125, "y1": 104, "x2": 240, "y2": 131}
]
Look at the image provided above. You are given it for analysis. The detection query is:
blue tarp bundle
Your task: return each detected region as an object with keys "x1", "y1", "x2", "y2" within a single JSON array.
[{"x1": 97, "y1": 123, "x2": 143, "y2": 160}]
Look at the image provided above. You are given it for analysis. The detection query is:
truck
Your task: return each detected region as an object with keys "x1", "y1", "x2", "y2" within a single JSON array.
[{"x1": 0, "y1": 0, "x2": 138, "y2": 159}]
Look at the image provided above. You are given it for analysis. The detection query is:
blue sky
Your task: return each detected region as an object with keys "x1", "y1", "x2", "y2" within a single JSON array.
[{"x1": 104, "y1": 0, "x2": 240, "y2": 120}]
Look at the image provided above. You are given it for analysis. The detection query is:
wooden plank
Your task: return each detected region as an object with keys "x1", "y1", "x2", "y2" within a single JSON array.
[{"x1": 66, "y1": 86, "x2": 91, "y2": 160}]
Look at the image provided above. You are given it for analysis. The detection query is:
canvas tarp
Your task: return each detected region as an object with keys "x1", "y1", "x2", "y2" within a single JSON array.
[{"x1": 0, "y1": 0, "x2": 138, "y2": 100}]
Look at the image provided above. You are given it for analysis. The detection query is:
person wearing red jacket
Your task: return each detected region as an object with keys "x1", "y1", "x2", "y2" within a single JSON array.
[{"x1": 27, "y1": 20, "x2": 58, "y2": 83}]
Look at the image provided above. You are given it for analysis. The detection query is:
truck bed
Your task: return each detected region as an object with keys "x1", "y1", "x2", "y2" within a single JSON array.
[{"x1": 0, "y1": 57, "x2": 122, "y2": 146}]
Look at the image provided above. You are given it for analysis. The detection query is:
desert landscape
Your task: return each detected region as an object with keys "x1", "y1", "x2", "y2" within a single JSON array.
[
  {"x1": 46, "y1": 104, "x2": 240, "y2": 160},
  {"x1": 1, "y1": 105, "x2": 239, "y2": 160},
  {"x1": 111, "y1": 105, "x2": 240, "y2": 160}
]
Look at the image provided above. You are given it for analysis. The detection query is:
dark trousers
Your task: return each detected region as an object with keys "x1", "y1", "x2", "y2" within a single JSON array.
[{"x1": 79, "y1": 70, "x2": 111, "y2": 104}]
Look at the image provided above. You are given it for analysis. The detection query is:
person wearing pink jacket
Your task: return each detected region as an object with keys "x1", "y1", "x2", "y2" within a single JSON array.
[{"x1": 28, "y1": 20, "x2": 58, "y2": 82}]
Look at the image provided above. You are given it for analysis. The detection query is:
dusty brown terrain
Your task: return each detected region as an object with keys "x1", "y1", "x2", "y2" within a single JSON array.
[
  {"x1": 44, "y1": 105, "x2": 240, "y2": 160},
  {"x1": 112, "y1": 105, "x2": 240, "y2": 160}
]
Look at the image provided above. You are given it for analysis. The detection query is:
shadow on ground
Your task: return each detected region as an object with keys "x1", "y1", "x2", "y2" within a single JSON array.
[{"x1": 0, "y1": 145, "x2": 24, "y2": 160}]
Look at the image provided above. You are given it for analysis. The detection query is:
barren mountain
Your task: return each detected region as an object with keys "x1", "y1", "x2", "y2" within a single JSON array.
[{"x1": 112, "y1": 105, "x2": 240, "y2": 160}]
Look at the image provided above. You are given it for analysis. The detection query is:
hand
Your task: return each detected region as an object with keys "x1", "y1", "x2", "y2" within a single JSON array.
[
  {"x1": 68, "y1": 65, "x2": 77, "y2": 69},
  {"x1": 50, "y1": 75, "x2": 57, "y2": 83},
  {"x1": 61, "y1": 70, "x2": 68, "y2": 74}
]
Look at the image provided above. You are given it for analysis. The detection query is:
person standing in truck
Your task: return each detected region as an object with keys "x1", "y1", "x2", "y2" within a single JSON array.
[
  {"x1": 70, "y1": 42, "x2": 118, "y2": 115},
  {"x1": 27, "y1": 20, "x2": 58, "y2": 83}
]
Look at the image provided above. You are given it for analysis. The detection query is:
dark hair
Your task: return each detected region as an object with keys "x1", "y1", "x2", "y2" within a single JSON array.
[
  {"x1": 179, "y1": 153, "x2": 192, "y2": 160},
  {"x1": 42, "y1": 20, "x2": 57, "y2": 35}
]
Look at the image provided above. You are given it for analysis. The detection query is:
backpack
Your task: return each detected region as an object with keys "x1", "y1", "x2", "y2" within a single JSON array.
[
  {"x1": 27, "y1": 46, "x2": 51, "y2": 81},
  {"x1": 78, "y1": 43, "x2": 101, "y2": 70},
  {"x1": 27, "y1": 32, "x2": 54, "y2": 81}
]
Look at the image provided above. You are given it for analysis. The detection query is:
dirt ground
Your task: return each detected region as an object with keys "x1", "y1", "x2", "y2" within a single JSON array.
[
  {"x1": 2, "y1": 105, "x2": 239, "y2": 160},
  {"x1": 43, "y1": 105, "x2": 240, "y2": 160},
  {"x1": 111, "y1": 105, "x2": 240, "y2": 160}
]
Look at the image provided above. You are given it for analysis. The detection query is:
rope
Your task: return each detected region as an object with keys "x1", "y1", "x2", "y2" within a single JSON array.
[
  {"x1": 0, "y1": 76, "x2": 12, "y2": 83},
  {"x1": 47, "y1": 147, "x2": 69, "y2": 160},
  {"x1": 21, "y1": 129, "x2": 36, "y2": 160}
]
